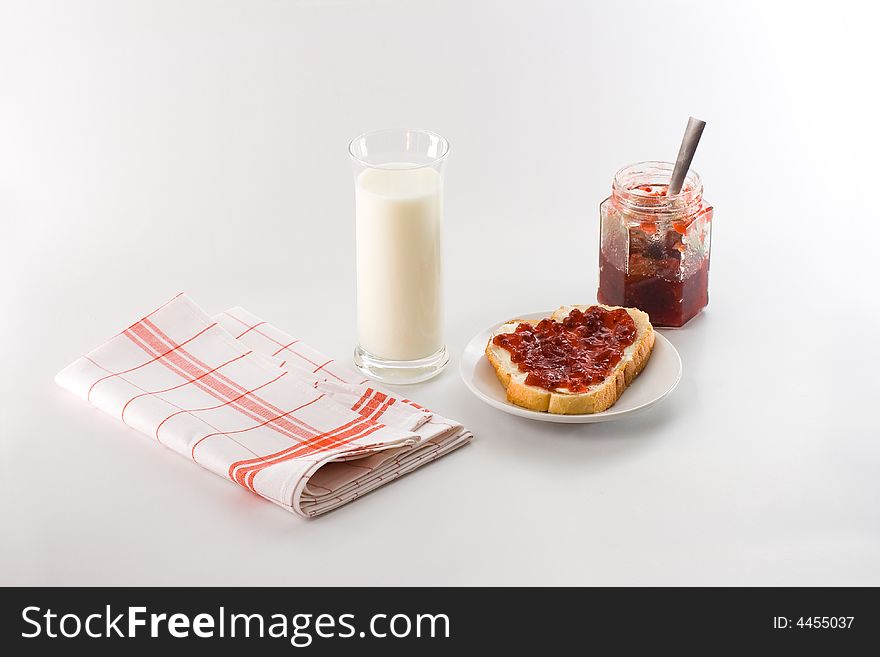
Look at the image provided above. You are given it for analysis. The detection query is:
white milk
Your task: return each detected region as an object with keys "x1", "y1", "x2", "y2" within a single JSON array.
[{"x1": 355, "y1": 164, "x2": 443, "y2": 361}]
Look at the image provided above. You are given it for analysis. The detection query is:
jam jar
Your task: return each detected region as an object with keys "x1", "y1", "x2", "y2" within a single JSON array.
[{"x1": 597, "y1": 161, "x2": 712, "y2": 327}]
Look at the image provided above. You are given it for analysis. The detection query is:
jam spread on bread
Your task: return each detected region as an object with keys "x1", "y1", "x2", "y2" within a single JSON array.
[{"x1": 492, "y1": 307, "x2": 637, "y2": 392}]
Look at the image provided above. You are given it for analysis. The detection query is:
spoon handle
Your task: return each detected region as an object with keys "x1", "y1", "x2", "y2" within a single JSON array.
[{"x1": 669, "y1": 117, "x2": 706, "y2": 195}]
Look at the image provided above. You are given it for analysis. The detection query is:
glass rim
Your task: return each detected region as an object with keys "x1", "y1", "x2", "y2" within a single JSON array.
[{"x1": 348, "y1": 128, "x2": 450, "y2": 170}]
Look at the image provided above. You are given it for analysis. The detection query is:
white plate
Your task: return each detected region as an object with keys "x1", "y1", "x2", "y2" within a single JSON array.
[{"x1": 459, "y1": 312, "x2": 682, "y2": 423}]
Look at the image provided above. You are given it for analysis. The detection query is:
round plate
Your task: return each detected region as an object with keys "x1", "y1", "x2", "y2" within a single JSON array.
[{"x1": 459, "y1": 312, "x2": 682, "y2": 423}]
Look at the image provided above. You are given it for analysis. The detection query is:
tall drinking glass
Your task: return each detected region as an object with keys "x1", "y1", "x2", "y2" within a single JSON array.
[{"x1": 349, "y1": 129, "x2": 449, "y2": 384}]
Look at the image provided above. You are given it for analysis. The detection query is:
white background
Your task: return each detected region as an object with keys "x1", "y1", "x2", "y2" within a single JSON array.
[{"x1": 2, "y1": 0, "x2": 879, "y2": 585}]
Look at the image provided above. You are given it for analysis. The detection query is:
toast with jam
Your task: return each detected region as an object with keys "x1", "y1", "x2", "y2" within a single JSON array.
[{"x1": 485, "y1": 304, "x2": 654, "y2": 414}]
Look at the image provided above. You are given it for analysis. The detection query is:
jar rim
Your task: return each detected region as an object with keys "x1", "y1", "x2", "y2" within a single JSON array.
[{"x1": 612, "y1": 160, "x2": 703, "y2": 213}]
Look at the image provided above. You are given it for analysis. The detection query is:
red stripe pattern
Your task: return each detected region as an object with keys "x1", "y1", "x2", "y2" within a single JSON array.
[{"x1": 55, "y1": 294, "x2": 472, "y2": 517}]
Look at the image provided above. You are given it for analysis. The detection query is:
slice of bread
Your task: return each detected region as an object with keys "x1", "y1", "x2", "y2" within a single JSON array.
[{"x1": 485, "y1": 305, "x2": 654, "y2": 414}]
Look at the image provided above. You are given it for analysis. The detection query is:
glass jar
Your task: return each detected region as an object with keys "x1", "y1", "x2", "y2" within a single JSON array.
[{"x1": 598, "y1": 161, "x2": 713, "y2": 327}]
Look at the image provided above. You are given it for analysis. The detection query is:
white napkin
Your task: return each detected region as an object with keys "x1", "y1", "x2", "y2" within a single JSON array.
[{"x1": 56, "y1": 294, "x2": 472, "y2": 517}]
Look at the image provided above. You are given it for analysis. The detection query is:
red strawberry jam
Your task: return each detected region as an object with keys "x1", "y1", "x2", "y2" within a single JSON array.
[{"x1": 492, "y1": 307, "x2": 637, "y2": 392}]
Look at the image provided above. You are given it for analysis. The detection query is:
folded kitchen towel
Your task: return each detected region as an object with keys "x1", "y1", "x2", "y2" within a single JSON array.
[{"x1": 55, "y1": 293, "x2": 472, "y2": 517}]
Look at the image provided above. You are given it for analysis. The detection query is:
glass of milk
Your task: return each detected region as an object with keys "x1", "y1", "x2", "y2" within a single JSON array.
[{"x1": 349, "y1": 129, "x2": 449, "y2": 384}]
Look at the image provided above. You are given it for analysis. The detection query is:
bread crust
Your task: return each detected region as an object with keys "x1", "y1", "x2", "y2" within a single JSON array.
[{"x1": 484, "y1": 305, "x2": 655, "y2": 415}]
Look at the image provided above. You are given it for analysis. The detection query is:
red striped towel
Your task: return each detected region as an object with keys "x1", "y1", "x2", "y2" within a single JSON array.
[{"x1": 56, "y1": 294, "x2": 472, "y2": 517}]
